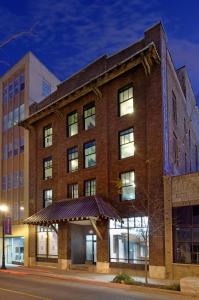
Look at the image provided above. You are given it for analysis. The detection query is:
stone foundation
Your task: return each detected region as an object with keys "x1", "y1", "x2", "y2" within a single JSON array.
[
  {"x1": 58, "y1": 259, "x2": 71, "y2": 270},
  {"x1": 149, "y1": 265, "x2": 166, "y2": 279},
  {"x1": 96, "y1": 262, "x2": 109, "y2": 273}
]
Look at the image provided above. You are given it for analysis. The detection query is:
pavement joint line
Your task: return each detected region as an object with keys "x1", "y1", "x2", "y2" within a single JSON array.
[{"x1": 0, "y1": 287, "x2": 51, "y2": 300}]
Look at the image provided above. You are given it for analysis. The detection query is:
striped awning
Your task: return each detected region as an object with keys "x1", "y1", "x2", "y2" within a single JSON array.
[{"x1": 24, "y1": 196, "x2": 121, "y2": 225}]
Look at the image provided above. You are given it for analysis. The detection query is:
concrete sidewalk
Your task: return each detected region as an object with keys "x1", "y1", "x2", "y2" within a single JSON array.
[{"x1": 1, "y1": 265, "x2": 176, "y2": 286}]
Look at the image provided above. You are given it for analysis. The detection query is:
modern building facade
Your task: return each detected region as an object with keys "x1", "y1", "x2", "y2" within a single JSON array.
[
  {"x1": 21, "y1": 23, "x2": 199, "y2": 279},
  {"x1": 0, "y1": 52, "x2": 60, "y2": 265}
]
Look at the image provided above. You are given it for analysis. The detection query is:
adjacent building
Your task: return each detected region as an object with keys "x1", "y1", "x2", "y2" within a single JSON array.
[
  {"x1": 0, "y1": 52, "x2": 60, "y2": 265},
  {"x1": 21, "y1": 23, "x2": 199, "y2": 279}
]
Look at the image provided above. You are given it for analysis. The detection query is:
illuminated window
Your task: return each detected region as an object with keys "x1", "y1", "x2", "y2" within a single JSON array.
[
  {"x1": 43, "y1": 157, "x2": 52, "y2": 180},
  {"x1": 43, "y1": 189, "x2": 53, "y2": 207},
  {"x1": 119, "y1": 128, "x2": 134, "y2": 159},
  {"x1": 119, "y1": 86, "x2": 133, "y2": 116},
  {"x1": 68, "y1": 147, "x2": 78, "y2": 172},
  {"x1": 67, "y1": 111, "x2": 78, "y2": 137},
  {"x1": 43, "y1": 124, "x2": 52, "y2": 147},
  {"x1": 120, "y1": 171, "x2": 135, "y2": 201}
]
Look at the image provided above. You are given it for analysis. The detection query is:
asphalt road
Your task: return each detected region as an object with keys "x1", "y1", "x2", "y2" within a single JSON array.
[{"x1": 0, "y1": 272, "x2": 191, "y2": 300}]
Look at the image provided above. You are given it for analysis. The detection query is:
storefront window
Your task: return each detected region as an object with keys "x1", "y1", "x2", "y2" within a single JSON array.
[
  {"x1": 109, "y1": 217, "x2": 148, "y2": 264},
  {"x1": 37, "y1": 226, "x2": 58, "y2": 258},
  {"x1": 173, "y1": 205, "x2": 199, "y2": 264}
]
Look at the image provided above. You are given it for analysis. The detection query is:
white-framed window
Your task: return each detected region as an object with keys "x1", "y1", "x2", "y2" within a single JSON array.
[
  {"x1": 119, "y1": 86, "x2": 134, "y2": 116},
  {"x1": 84, "y1": 102, "x2": 95, "y2": 130},
  {"x1": 68, "y1": 147, "x2": 78, "y2": 172},
  {"x1": 43, "y1": 157, "x2": 52, "y2": 180},
  {"x1": 120, "y1": 171, "x2": 135, "y2": 201},
  {"x1": 68, "y1": 183, "x2": 78, "y2": 198},
  {"x1": 44, "y1": 124, "x2": 52, "y2": 147},
  {"x1": 119, "y1": 128, "x2": 134, "y2": 159},
  {"x1": 67, "y1": 111, "x2": 78, "y2": 137},
  {"x1": 84, "y1": 179, "x2": 96, "y2": 196},
  {"x1": 84, "y1": 141, "x2": 96, "y2": 168},
  {"x1": 43, "y1": 189, "x2": 53, "y2": 207}
]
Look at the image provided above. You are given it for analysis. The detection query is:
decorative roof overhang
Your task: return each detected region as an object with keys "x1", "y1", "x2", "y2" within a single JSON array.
[
  {"x1": 20, "y1": 42, "x2": 160, "y2": 129},
  {"x1": 24, "y1": 196, "x2": 121, "y2": 226}
]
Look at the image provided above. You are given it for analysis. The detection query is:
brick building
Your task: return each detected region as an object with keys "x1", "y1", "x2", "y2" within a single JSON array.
[
  {"x1": 0, "y1": 52, "x2": 60, "y2": 265},
  {"x1": 21, "y1": 23, "x2": 199, "y2": 279}
]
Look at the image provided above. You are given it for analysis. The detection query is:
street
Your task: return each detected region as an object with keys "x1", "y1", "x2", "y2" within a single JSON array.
[{"x1": 0, "y1": 272, "x2": 193, "y2": 300}]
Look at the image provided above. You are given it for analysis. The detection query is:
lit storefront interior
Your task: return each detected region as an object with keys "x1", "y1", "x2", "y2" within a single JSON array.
[
  {"x1": 109, "y1": 217, "x2": 148, "y2": 264},
  {"x1": 5, "y1": 237, "x2": 24, "y2": 265}
]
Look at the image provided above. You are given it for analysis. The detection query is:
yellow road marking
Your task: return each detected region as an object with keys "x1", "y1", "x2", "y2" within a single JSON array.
[{"x1": 0, "y1": 287, "x2": 51, "y2": 300}]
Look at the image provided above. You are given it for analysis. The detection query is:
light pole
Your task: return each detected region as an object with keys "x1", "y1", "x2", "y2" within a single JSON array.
[{"x1": 0, "y1": 205, "x2": 8, "y2": 270}]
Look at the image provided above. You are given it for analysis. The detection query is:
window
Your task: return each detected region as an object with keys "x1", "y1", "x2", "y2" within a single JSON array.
[
  {"x1": 84, "y1": 179, "x2": 96, "y2": 196},
  {"x1": 42, "y1": 79, "x2": 51, "y2": 97},
  {"x1": 109, "y1": 217, "x2": 148, "y2": 264},
  {"x1": 68, "y1": 184, "x2": 78, "y2": 198},
  {"x1": 13, "y1": 107, "x2": 19, "y2": 126},
  {"x1": 68, "y1": 147, "x2": 78, "y2": 172},
  {"x1": 84, "y1": 102, "x2": 95, "y2": 130},
  {"x1": 120, "y1": 171, "x2": 135, "y2": 201},
  {"x1": 119, "y1": 128, "x2": 134, "y2": 159},
  {"x1": 67, "y1": 111, "x2": 78, "y2": 137},
  {"x1": 8, "y1": 82, "x2": 13, "y2": 98},
  {"x1": 119, "y1": 86, "x2": 133, "y2": 116},
  {"x1": 14, "y1": 76, "x2": 20, "y2": 95},
  {"x1": 44, "y1": 125, "x2": 52, "y2": 148},
  {"x1": 43, "y1": 157, "x2": 52, "y2": 180},
  {"x1": 172, "y1": 92, "x2": 177, "y2": 125},
  {"x1": 84, "y1": 141, "x2": 96, "y2": 168},
  {"x1": 19, "y1": 104, "x2": 25, "y2": 121},
  {"x1": 8, "y1": 111, "x2": 13, "y2": 128},
  {"x1": 3, "y1": 86, "x2": 8, "y2": 103},
  {"x1": 37, "y1": 225, "x2": 58, "y2": 258},
  {"x1": 43, "y1": 189, "x2": 53, "y2": 208},
  {"x1": 19, "y1": 137, "x2": 24, "y2": 153},
  {"x1": 173, "y1": 206, "x2": 199, "y2": 264}
]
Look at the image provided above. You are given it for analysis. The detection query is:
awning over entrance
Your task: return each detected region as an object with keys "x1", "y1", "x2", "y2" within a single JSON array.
[{"x1": 24, "y1": 196, "x2": 121, "y2": 226}]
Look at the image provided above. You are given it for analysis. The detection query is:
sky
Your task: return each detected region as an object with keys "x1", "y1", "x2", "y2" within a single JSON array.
[{"x1": 0, "y1": 0, "x2": 199, "y2": 97}]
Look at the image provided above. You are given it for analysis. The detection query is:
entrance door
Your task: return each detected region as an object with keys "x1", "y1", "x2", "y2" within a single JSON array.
[{"x1": 86, "y1": 235, "x2": 96, "y2": 264}]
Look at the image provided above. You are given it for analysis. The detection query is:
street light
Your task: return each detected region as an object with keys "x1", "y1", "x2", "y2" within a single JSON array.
[{"x1": 0, "y1": 204, "x2": 8, "y2": 270}]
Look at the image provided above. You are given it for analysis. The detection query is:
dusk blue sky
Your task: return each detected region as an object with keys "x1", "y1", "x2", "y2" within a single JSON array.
[{"x1": 0, "y1": 0, "x2": 199, "y2": 96}]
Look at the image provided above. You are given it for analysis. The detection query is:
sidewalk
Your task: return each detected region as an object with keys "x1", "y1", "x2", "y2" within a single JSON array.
[{"x1": 1, "y1": 264, "x2": 176, "y2": 286}]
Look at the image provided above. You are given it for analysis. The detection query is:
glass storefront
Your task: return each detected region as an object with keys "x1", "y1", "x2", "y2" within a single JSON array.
[
  {"x1": 86, "y1": 234, "x2": 96, "y2": 263},
  {"x1": 37, "y1": 225, "x2": 58, "y2": 259},
  {"x1": 5, "y1": 237, "x2": 24, "y2": 265},
  {"x1": 109, "y1": 217, "x2": 148, "y2": 264},
  {"x1": 173, "y1": 205, "x2": 199, "y2": 264}
]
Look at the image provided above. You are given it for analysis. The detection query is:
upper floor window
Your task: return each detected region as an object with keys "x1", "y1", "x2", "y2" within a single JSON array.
[
  {"x1": 119, "y1": 128, "x2": 134, "y2": 159},
  {"x1": 68, "y1": 183, "x2": 78, "y2": 198},
  {"x1": 119, "y1": 86, "x2": 133, "y2": 116},
  {"x1": 43, "y1": 157, "x2": 52, "y2": 180},
  {"x1": 43, "y1": 189, "x2": 53, "y2": 208},
  {"x1": 84, "y1": 141, "x2": 96, "y2": 168},
  {"x1": 19, "y1": 104, "x2": 25, "y2": 121},
  {"x1": 120, "y1": 171, "x2": 135, "y2": 201},
  {"x1": 67, "y1": 111, "x2": 78, "y2": 137},
  {"x1": 84, "y1": 102, "x2": 95, "y2": 130},
  {"x1": 14, "y1": 140, "x2": 19, "y2": 156},
  {"x1": 172, "y1": 92, "x2": 177, "y2": 125},
  {"x1": 42, "y1": 79, "x2": 51, "y2": 97},
  {"x1": 19, "y1": 137, "x2": 24, "y2": 153},
  {"x1": 84, "y1": 179, "x2": 96, "y2": 196},
  {"x1": 44, "y1": 125, "x2": 52, "y2": 148},
  {"x1": 20, "y1": 73, "x2": 25, "y2": 91},
  {"x1": 68, "y1": 147, "x2": 78, "y2": 172}
]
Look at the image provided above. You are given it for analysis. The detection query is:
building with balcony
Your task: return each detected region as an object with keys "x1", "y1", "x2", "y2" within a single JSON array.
[{"x1": 21, "y1": 23, "x2": 199, "y2": 279}]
